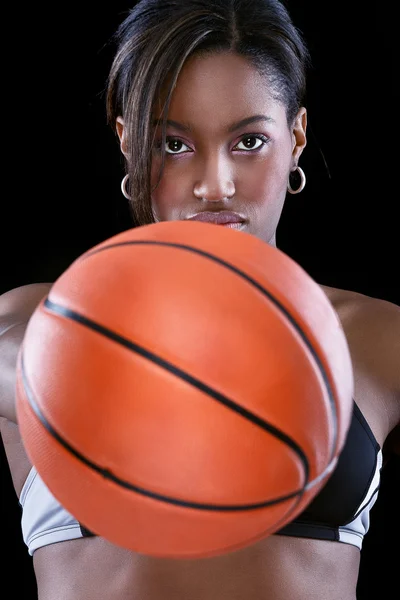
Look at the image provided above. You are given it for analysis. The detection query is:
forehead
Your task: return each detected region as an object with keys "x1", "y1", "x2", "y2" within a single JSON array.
[{"x1": 160, "y1": 51, "x2": 285, "y2": 130}]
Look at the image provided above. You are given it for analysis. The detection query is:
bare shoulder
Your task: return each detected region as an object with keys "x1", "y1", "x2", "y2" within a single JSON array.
[
  {"x1": 321, "y1": 284, "x2": 400, "y2": 452},
  {"x1": 321, "y1": 284, "x2": 400, "y2": 382},
  {"x1": 0, "y1": 282, "x2": 53, "y2": 330},
  {"x1": 321, "y1": 284, "x2": 400, "y2": 338}
]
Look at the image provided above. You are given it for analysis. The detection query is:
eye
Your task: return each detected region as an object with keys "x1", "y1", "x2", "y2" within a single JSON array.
[
  {"x1": 234, "y1": 134, "x2": 268, "y2": 151},
  {"x1": 165, "y1": 138, "x2": 191, "y2": 154}
]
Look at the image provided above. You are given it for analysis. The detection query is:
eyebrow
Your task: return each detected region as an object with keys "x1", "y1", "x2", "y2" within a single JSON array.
[{"x1": 152, "y1": 115, "x2": 274, "y2": 133}]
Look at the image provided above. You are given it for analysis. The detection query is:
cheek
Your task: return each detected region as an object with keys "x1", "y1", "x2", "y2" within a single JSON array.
[
  {"x1": 237, "y1": 156, "x2": 289, "y2": 210},
  {"x1": 151, "y1": 162, "x2": 189, "y2": 220}
]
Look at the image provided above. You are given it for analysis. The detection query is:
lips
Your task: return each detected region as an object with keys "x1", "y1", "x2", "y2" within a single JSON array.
[{"x1": 186, "y1": 211, "x2": 245, "y2": 225}]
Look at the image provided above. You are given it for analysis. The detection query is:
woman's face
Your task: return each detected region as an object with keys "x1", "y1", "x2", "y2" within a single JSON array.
[{"x1": 118, "y1": 51, "x2": 307, "y2": 245}]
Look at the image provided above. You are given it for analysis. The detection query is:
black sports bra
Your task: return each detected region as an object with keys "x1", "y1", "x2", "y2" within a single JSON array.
[{"x1": 275, "y1": 401, "x2": 382, "y2": 548}]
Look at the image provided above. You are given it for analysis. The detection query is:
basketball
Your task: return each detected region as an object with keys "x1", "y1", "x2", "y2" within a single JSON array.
[{"x1": 15, "y1": 220, "x2": 354, "y2": 559}]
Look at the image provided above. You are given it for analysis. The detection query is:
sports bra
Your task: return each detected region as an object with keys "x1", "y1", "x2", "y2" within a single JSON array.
[
  {"x1": 275, "y1": 401, "x2": 382, "y2": 546},
  {"x1": 20, "y1": 401, "x2": 382, "y2": 555}
]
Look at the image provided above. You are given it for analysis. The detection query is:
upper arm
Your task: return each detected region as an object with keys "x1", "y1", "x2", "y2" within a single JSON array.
[
  {"x1": 350, "y1": 296, "x2": 400, "y2": 436},
  {"x1": 383, "y1": 424, "x2": 400, "y2": 458},
  {"x1": 362, "y1": 297, "x2": 400, "y2": 394},
  {"x1": 0, "y1": 282, "x2": 53, "y2": 422}
]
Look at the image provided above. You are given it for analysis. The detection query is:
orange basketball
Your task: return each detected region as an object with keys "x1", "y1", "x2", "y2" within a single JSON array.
[{"x1": 15, "y1": 220, "x2": 354, "y2": 558}]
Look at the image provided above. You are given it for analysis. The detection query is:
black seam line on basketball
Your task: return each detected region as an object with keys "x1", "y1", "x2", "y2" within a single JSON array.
[
  {"x1": 20, "y1": 349, "x2": 303, "y2": 512},
  {"x1": 43, "y1": 296, "x2": 310, "y2": 485},
  {"x1": 83, "y1": 238, "x2": 338, "y2": 460}
]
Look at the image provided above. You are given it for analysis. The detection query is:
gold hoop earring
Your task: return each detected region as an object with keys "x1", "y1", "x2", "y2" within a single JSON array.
[
  {"x1": 121, "y1": 174, "x2": 131, "y2": 199},
  {"x1": 287, "y1": 166, "x2": 306, "y2": 194}
]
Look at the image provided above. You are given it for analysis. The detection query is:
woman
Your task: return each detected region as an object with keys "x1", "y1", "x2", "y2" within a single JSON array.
[{"x1": 1, "y1": 1, "x2": 399, "y2": 599}]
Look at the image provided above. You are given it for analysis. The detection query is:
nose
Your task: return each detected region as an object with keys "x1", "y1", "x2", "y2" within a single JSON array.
[{"x1": 193, "y1": 154, "x2": 235, "y2": 202}]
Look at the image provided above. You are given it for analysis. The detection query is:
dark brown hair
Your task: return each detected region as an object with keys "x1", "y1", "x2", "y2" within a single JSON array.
[{"x1": 106, "y1": 0, "x2": 311, "y2": 225}]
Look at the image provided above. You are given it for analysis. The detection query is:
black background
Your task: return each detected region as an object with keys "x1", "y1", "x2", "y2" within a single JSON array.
[{"x1": 1, "y1": 1, "x2": 398, "y2": 597}]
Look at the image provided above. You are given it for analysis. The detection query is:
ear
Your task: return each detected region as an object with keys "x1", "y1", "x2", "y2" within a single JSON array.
[
  {"x1": 291, "y1": 107, "x2": 307, "y2": 164},
  {"x1": 116, "y1": 117, "x2": 130, "y2": 159}
]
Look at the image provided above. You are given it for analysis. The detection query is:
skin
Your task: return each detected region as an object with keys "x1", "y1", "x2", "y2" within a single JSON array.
[
  {"x1": 1, "y1": 51, "x2": 399, "y2": 600},
  {"x1": 119, "y1": 53, "x2": 307, "y2": 245}
]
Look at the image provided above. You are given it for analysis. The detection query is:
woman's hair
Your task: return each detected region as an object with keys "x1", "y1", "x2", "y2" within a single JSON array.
[{"x1": 106, "y1": 0, "x2": 311, "y2": 225}]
